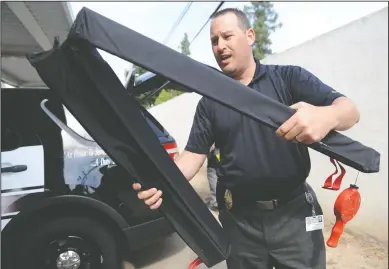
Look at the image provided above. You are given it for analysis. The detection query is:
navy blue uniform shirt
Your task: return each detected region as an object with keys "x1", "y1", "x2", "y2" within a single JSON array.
[{"x1": 185, "y1": 59, "x2": 344, "y2": 200}]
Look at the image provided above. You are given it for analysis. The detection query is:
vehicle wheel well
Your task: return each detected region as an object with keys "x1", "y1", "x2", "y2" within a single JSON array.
[{"x1": 10, "y1": 203, "x2": 131, "y2": 261}]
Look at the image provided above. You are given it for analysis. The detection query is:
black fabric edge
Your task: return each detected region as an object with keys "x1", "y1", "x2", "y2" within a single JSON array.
[
  {"x1": 27, "y1": 44, "x2": 230, "y2": 267},
  {"x1": 68, "y1": 7, "x2": 380, "y2": 174}
]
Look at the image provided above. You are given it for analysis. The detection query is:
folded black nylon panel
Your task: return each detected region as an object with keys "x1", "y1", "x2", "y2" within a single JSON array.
[
  {"x1": 65, "y1": 7, "x2": 380, "y2": 173},
  {"x1": 27, "y1": 45, "x2": 230, "y2": 267}
]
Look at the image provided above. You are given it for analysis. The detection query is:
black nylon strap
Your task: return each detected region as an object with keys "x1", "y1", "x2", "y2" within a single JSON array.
[
  {"x1": 66, "y1": 7, "x2": 379, "y2": 173},
  {"x1": 27, "y1": 43, "x2": 230, "y2": 268}
]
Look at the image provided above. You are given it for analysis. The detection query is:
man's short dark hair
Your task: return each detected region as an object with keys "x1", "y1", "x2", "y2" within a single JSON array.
[{"x1": 211, "y1": 8, "x2": 251, "y2": 30}]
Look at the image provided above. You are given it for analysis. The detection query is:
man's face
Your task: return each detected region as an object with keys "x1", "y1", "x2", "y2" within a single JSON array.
[{"x1": 210, "y1": 13, "x2": 255, "y2": 76}]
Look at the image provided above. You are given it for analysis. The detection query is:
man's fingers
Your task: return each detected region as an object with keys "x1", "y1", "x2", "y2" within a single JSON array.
[
  {"x1": 290, "y1": 102, "x2": 305, "y2": 110},
  {"x1": 137, "y1": 188, "x2": 157, "y2": 200},
  {"x1": 296, "y1": 133, "x2": 316, "y2": 145},
  {"x1": 132, "y1": 183, "x2": 141, "y2": 191},
  {"x1": 276, "y1": 116, "x2": 297, "y2": 137},
  {"x1": 283, "y1": 125, "x2": 303, "y2": 141},
  {"x1": 133, "y1": 184, "x2": 163, "y2": 210},
  {"x1": 145, "y1": 190, "x2": 163, "y2": 206},
  {"x1": 150, "y1": 198, "x2": 163, "y2": 210}
]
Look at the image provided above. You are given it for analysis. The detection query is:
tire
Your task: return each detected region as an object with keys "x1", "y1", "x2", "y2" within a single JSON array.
[{"x1": 9, "y1": 216, "x2": 121, "y2": 269}]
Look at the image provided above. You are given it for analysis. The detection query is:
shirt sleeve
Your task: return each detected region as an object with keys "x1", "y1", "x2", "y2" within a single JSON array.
[
  {"x1": 281, "y1": 65, "x2": 345, "y2": 106},
  {"x1": 184, "y1": 98, "x2": 215, "y2": 155}
]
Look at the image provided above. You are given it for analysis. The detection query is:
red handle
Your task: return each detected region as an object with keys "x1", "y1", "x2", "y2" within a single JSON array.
[
  {"x1": 322, "y1": 158, "x2": 346, "y2": 191},
  {"x1": 188, "y1": 257, "x2": 203, "y2": 269},
  {"x1": 326, "y1": 220, "x2": 345, "y2": 248}
]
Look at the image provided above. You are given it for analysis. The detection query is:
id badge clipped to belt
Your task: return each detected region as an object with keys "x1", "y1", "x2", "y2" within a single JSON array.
[{"x1": 305, "y1": 191, "x2": 324, "y2": 232}]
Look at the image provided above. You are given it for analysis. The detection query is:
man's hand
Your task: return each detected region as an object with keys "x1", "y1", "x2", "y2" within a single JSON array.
[
  {"x1": 132, "y1": 183, "x2": 163, "y2": 210},
  {"x1": 132, "y1": 150, "x2": 207, "y2": 210},
  {"x1": 276, "y1": 102, "x2": 338, "y2": 144}
]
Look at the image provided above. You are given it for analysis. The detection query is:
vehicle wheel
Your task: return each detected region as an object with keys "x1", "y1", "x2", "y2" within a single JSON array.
[{"x1": 10, "y1": 216, "x2": 121, "y2": 269}]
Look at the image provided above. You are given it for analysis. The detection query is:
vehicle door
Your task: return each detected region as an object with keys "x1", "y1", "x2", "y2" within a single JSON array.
[{"x1": 1, "y1": 90, "x2": 45, "y2": 230}]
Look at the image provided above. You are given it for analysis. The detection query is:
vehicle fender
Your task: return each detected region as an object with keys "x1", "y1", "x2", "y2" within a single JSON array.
[
  {"x1": 2, "y1": 194, "x2": 131, "y2": 257},
  {"x1": 6, "y1": 194, "x2": 128, "y2": 228}
]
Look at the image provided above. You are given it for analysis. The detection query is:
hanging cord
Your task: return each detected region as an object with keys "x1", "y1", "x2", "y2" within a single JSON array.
[
  {"x1": 354, "y1": 172, "x2": 360, "y2": 185},
  {"x1": 163, "y1": 2, "x2": 193, "y2": 45},
  {"x1": 189, "y1": 2, "x2": 225, "y2": 46}
]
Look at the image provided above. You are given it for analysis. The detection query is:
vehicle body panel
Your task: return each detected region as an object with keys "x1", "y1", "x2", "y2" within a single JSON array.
[
  {"x1": 27, "y1": 32, "x2": 230, "y2": 268},
  {"x1": 1, "y1": 85, "x2": 176, "y2": 248}
]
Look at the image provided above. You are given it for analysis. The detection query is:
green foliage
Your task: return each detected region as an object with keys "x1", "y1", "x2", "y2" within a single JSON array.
[
  {"x1": 243, "y1": 2, "x2": 282, "y2": 60},
  {"x1": 179, "y1": 33, "x2": 191, "y2": 56},
  {"x1": 154, "y1": 89, "x2": 183, "y2": 105}
]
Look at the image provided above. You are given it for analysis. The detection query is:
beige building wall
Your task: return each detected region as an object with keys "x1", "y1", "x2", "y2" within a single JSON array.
[{"x1": 262, "y1": 7, "x2": 388, "y2": 243}]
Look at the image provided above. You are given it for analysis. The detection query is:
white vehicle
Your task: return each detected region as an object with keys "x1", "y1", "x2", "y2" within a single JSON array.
[{"x1": 1, "y1": 72, "x2": 180, "y2": 269}]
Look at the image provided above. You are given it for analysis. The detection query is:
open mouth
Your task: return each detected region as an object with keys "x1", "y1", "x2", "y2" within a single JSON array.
[{"x1": 220, "y1": 55, "x2": 231, "y2": 63}]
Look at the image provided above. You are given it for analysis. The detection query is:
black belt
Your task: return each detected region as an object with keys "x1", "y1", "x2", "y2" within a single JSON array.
[{"x1": 218, "y1": 183, "x2": 306, "y2": 211}]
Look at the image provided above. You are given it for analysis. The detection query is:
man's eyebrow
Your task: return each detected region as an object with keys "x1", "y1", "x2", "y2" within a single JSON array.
[
  {"x1": 221, "y1": 30, "x2": 234, "y2": 35},
  {"x1": 210, "y1": 30, "x2": 234, "y2": 41}
]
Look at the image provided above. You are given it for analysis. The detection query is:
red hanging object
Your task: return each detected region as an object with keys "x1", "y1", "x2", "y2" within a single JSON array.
[
  {"x1": 188, "y1": 257, "x2": 203, "y2": 269},
  {"x1": 327, "y1": 184, "x2": 361, "y2": 248},
  {"x1": 322, "y1": 158, "x2": 346, "y2": 190}
]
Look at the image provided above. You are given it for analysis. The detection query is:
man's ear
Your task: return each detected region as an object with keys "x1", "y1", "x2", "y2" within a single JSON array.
[{"x1": 246, "y1": 28, "x2": 255, "y2": 46}]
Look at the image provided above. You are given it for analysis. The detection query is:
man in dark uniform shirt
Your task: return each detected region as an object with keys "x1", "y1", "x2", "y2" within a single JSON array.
[{"x1": 133, "y1": 8, "x2": 360, "y2": 269}]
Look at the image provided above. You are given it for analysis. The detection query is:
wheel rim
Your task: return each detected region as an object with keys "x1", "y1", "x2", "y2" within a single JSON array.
[
  {"x1": 56, "y1": 250, "x2": 80, "y2": 269},
  {"x1": 39, "y1": 235, "x2": 102, "y2": 269}
]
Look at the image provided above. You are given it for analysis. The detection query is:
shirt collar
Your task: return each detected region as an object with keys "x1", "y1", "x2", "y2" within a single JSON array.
[{"x1": 251, "y1": 58, "x2": 267, "y2": 83}]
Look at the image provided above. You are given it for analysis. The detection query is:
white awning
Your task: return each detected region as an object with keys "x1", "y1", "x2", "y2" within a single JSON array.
[{"x1": 1, "y1": 1, "x2": 74, "y2": 88}]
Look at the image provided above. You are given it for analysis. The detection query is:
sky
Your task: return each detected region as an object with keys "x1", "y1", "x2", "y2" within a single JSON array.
[{"x1": 69, "y1": 1, "x2": 388, "y2": 84}]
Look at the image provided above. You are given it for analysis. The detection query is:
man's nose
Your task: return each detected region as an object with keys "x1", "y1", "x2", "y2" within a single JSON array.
[{"x1": 217, "y1": 39, "x2": 227, "y2": 52}]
